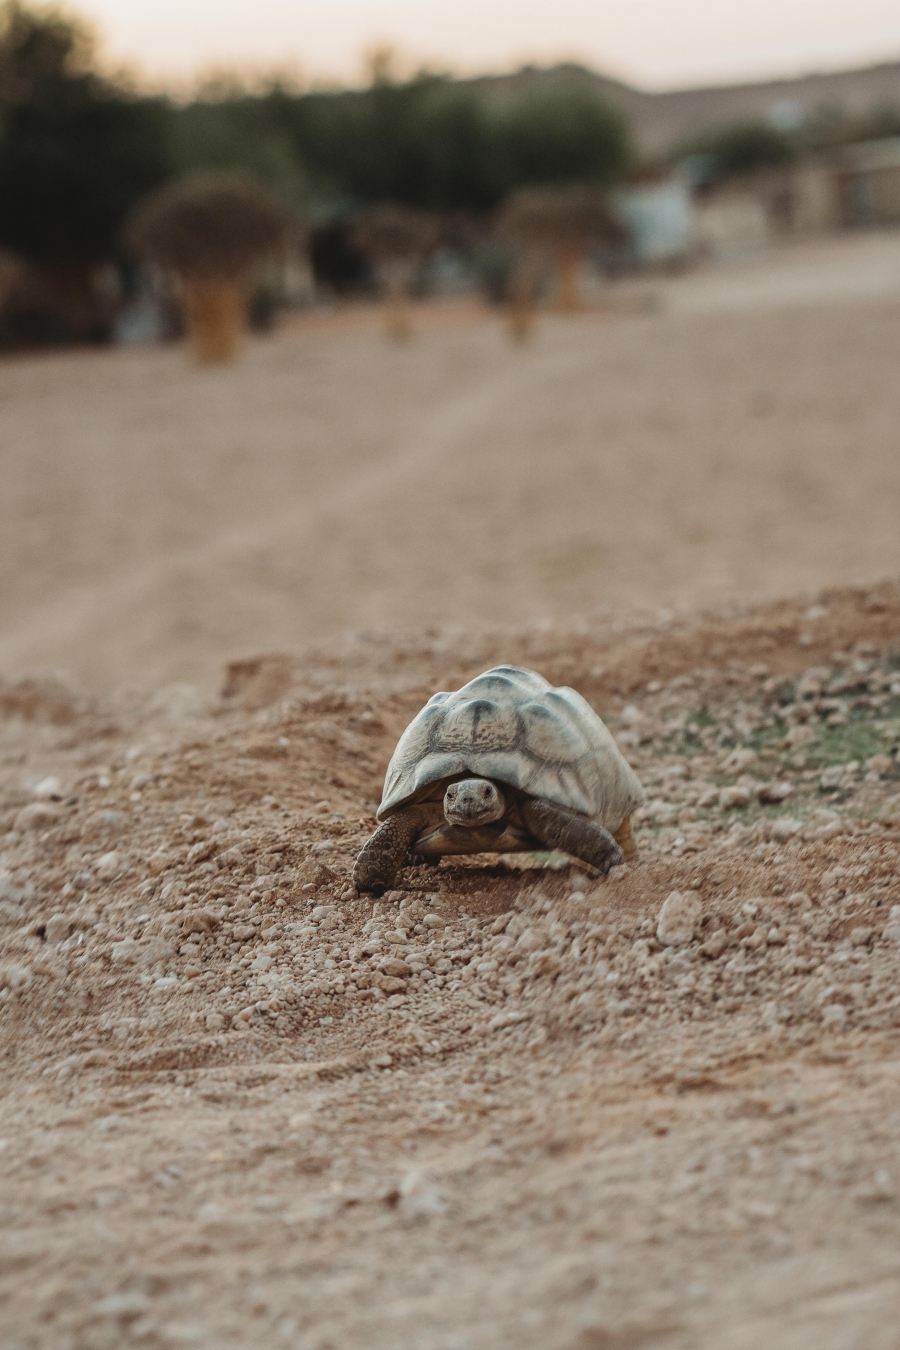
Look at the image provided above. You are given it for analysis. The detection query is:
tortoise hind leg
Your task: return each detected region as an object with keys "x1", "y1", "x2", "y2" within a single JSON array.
[
  {"x1": 521, "y1": 798, "x2": 624, "y2": 875},
  {"x1": 612, "y1": 814, "x2": 638, "y2": 863},
  {"x1": 353, "y1": 806, "x2": 426, "y2": 896}
]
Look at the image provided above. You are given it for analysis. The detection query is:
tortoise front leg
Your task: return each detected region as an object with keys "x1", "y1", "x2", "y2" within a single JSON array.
[
  {"x1": 353, "y1": 806, "x2": 427, "y2": 896},
  {"x1": 612, "y1": 814, "x2": 638, "y2": 862},
  {"x1": 521, "y1": 798, "x2": 624, "y2": 875}
]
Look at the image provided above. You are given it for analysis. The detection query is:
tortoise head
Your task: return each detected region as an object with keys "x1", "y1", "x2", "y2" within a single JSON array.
[{"x1": 443, "y1": 777, "x2": 506, "y2": 827}]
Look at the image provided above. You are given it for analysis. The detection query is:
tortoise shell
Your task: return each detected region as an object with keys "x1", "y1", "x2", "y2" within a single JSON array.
[{"x1": 377, "y1": 665, "x2": 644, "y2": 830}]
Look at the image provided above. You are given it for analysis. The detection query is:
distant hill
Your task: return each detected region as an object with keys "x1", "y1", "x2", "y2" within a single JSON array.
[{"x1": 464, "y1": 58, "x2": 900, "y2": 151}]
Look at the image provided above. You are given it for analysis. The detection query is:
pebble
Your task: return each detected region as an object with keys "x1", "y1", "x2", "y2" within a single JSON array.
[
  {"x1": 0, "y1": 963, "x2": 33, "y2": 991},
  {"x1": 769, "y1": 817, "x2": 802, "y2": 843},
  {"x1": 700, "y1": 930, "x2": 729, "y2": 959},
  {"x1": 95, "y1": 851, "x2": 123, "y2": 880},
  {"x1": 32, "y1": 776, "x2": 63, "y2": 799},
  {"x1": 45, "y1": 913, "x2": 74, "y2": 944},
  {"x1": 205, "y1": 1013, "x2": 225, "y2": 1031},
  {"x1": 110, "y1": 939, "x2": 140, "y2": 963},
  {"x1": 719, "y1": 787, "x2": 751, "y2": 810},
  {"x1": 182, "y1": 909, "x2": 219, "y2": 934},
  {"x1": 379, "y1": 958, "x2": 412, "y2": 978},
  {"x1": 657, "y1": 891, "x2": 703, "y2": 947},
  {"x1": 15, "y1": 802, "x2": 61, "y2": 830},
  {"x1": 721, "y1": 748, "x2": 757, "y2": 772}
]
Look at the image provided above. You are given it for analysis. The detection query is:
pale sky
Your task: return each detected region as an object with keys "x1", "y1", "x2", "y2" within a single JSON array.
[{"x1": 78, "y1": 0, "x2": 900, "y2": 91}]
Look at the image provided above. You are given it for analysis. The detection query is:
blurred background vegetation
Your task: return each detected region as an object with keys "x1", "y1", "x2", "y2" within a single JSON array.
[{"x1": 2, "y1": 0, "x2": 900, "y2": 349}]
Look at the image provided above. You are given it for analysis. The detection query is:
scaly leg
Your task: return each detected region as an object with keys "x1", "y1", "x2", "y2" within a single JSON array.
[
  {"x1": 353, "y1": 806, "x2": 427, "y2": 896},
  {"x1": 521, "y1": 798, "x2": 624, "y2": 875}
]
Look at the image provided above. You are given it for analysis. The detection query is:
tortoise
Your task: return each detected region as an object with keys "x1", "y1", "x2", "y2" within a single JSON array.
[{"x1": 353, "y1": 665, "x2": 645, "y2": 896}]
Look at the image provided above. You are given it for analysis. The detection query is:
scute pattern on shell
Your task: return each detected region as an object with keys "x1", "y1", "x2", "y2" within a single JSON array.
[{"x1": 377, "y1": 666, "x2": 644, "y2": 828}]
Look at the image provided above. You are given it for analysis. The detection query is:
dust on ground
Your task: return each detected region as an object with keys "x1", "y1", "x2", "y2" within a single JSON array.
[
  {"x1": 2, "y1": 232, "x2": 900, "y2": 693},
  {"x1": 3, "y1": 585, "x2": 900, "y2": 1348}
]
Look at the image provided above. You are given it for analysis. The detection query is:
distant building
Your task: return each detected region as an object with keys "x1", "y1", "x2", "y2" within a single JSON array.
[
  {"x1": 615, "y1": 174, "x2": 695, "y2": 264},
  {"x1": 837, "y1": 137, "x2": 900, "y2": 226}
]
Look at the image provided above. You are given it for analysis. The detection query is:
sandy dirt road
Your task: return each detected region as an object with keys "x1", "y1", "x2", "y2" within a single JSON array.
[{"x1": 1, "y1": 232, "x2": 900, "y2": 693}]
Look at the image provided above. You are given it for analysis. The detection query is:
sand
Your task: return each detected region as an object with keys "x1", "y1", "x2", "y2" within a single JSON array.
[
  {"x1": 3, "y1": 233, "x2": 900, "y2": 1348},
  {"x1": 2, "y1": 231, "x2": 900, "y2": 693}
]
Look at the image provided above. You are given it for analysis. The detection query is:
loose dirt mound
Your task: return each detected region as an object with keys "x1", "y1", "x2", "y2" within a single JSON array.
[{"x1": 3, "y1": 586, "x2": 900, "y2": 1348}]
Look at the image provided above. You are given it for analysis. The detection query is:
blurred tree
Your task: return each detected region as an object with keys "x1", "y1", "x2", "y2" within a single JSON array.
[
  {"x1": 0, "y1": 1, "x2": 170, "y2": 264},
  {"x1": 353, "y1": 203, "x2": 440, "y2": 339},
  {"x1": 252, "y1": 73, "x2": 631, "y2": 211},
  {"x1": 680, "y1": 120, "x2": 798, "y2": 182},
  {"x1": 171, "y1": 94, "x2": 311, "y2": 212},
  {"x1": 498, "y1": 85, "x2": 634, "y2": 190}
]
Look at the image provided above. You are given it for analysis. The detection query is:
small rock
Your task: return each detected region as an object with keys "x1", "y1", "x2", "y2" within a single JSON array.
[
  {"x1": 371, "y1": 1053, "x2": 393, "y2": 1068},
  {"x1": 785, "y1": 725, "x2": 816, "y2": 749},
  {"x1": 110, "y1": 938, "x2": 140, "y2": 964},
  {"x1": 97, "y1": 810, "x2": 129, "y2": 832},
  {"x1": 866, "y1": 754, "x2": 893, "y2": 777},
  {"x1": 515, "y1": 928, "x2": 544, "y2": 953},
  {"x1": 32, "y1": 776, "x2": 63, "y2": 799},
  {"x1": 205, "y1": 1013, "x2": 226, "y2": 1031},
  {"x1": 15, "y1": 802, "x2": 61, "y2": 830},
  {"x1": 147, "y1": 849, "x2": 171, "y2": 875},
  {"x1": 374, "y1": 974, "x2": 406, "y2": 994},
  {"x1": 45, "y1": 913, "x2": 74, "y2": 944},
  {"x1": 721, "y1": 748, "x2": 758, "y2": 772},
  {"x1": 296, "y1": 860, "x2": 338, "y2": 888},
  {"x1": 182, "y1": 909, "x2": 219, "y2": 934},
  {"x1": 821, "y1": 1004, "x2": 848, "y2": 1026},
  {"x1": 94, "y1": 1115, "x2": 125, "y2": 1133},
  {"x1": 0, "y1": 963, "x2": 33, "y2": 991},
  {"x1": 719, "y1": 787, "x2": 751, "y2": 810},
  {"x1": 756, "y1": 781, "x2": 794, "y2": 804},
  {"x1": 700, "y1": 930, "x2": 729, "y2": 959},
  {"x1": 379, "y1": 958, "x2": 412, "y2": 978},
  {"x1": 186, "y1": 840, "x2": 215, "y2": 865},
  {"x1": 850, "y1": 927, "x2": 874, "y2": 946},
  {"x1": 785, "y1": 891, "x2": 811, "y2": 907},
  {"x1": 398, "y1": 1165, "x2": 446, "y2": 1217},
  {"x1": 769, "y1": 817, "x2": 802, "y2": 843},
  {"x1": 311, "y1": 905, "x2": 335, "y2": 920},
  {"x1": 422, "y1": 914, "x2": 445, "y2": 929},
  {"x1": 95, "y1": 851, "x2": 123, "y2": 881},
  {"x1": 657, "y1": 890, "x2": 703, "y2": 946}
]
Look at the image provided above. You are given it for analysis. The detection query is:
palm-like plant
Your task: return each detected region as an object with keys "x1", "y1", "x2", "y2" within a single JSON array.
[
  {"x1": 125, "y1": 173, "x2": 293, "y2": 364},
  {"x1": 353, "y1": 204, "x2": 440, "y2": 341},
  {"x1": 496, "y1": 185, "x2": 625, "y2": 340}
]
